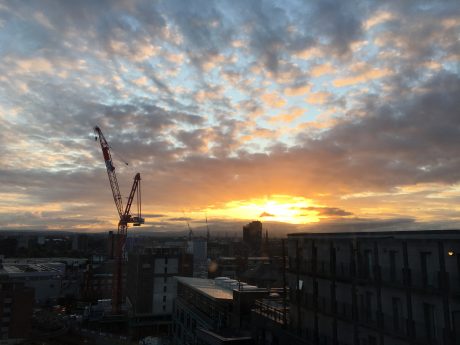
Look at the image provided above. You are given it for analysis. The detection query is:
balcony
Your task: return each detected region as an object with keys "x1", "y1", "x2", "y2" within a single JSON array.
[{"x1": 252, "y1": 299, "x2": 289, "y2": 325}]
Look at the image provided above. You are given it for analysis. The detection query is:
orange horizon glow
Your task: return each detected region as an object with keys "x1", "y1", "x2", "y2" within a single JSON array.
[{"x1": 156, "y1": 195, "x2": 322, "y2": 225}]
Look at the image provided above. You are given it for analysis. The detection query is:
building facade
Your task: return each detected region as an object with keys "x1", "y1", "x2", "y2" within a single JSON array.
[
  {"x1": 173, "y1": 276, "x2": 275, "y2": 345},
  {"x1": 0, "y1": 278, "x2": 34, "y2": 343},
  {"x1": 287, "y1": 230, "x2": 460, "y2": 345},
  {"x1": 187, "y1": 238, "x2": 208, "y2": 278},
  {"x1": 0, "y1": 260, "x2": 63, "y2": 306},
  {"x1": 127, "y1": 247, "x2": 193, "y2": 338}
]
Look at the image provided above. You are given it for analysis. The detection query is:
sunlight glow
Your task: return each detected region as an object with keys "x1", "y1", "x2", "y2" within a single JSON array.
[{"x1": 206, "y1": 195, "x2": 319, "y2": 224}]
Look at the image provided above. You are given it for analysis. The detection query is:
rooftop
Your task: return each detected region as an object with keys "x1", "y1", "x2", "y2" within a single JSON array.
[
  {"x1": 288, "y1": 229, "x2": 460, "y2": 239},
  {"x1": 175, "y1": 276, "x2": 234, "y2": 301},
  {"x1": 0, "y1": 263, "x2": 61, "y2": 276}
]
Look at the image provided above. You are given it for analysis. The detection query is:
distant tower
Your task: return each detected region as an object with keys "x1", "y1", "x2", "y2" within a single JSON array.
[
  {"x1": 206, "y1": 216, "x2": 210, "y2": 242},
  {"x1": 263, "y1": 229, "x2": 270, "y2": 257},
  {"x1": 187, "y1": 222, "x2": 193, "y2": 241},
  {"x1": 243, "y1": 221, "x2": 263, "y2": 256}
]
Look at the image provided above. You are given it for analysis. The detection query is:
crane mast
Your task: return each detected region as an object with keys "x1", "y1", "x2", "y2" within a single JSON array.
[{"x1": 94, "y1": 126, "x2": 144, "y2": 314}]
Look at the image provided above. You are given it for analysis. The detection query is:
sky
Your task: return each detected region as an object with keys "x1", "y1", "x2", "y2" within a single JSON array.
[{"x1": 0, "y1": 0, "x2": 459, "y2": 234}]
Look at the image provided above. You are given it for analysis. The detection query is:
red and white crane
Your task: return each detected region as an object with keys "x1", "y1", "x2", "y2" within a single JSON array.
[{"x1": 94, "y1": 126, "x2": 144, "y2": 314}]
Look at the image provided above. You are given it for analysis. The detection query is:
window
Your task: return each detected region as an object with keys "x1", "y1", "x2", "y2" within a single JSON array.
[
  {"x1": 163, "y1": 305, "x2": 166, "y2": 311},
  {"x1": 164, "y1": 276, "x2": 167, "y2": 283},
  {"x1": 165, "y1": 257, "x2": 168, "y2": 264},
  {"x1": 164, "y1": 267, "x2": 168, "y2": 274},
  {"x1": 364, "y1": 250, "x2": 373, "y2": 279},
  {"x1": 163, "y1": 295, "x2": 166, "y2": 302},
  {"x1": 392, "y1": 297, "x2": 402, "y2": 331},
  {"x1": 389, "y1": 250, "x2": 397, "y2": 281},
  {"x1": 424, "y1": 303, "x2": 437, "y2": 340},
  {"x1": 421, "y1": 252, "x2": 431, "y2": 287},
  {"x1": 163, "y1": 285, "x2": 167, "y2": 292},
  {"x1": 368, "y1": 336, "x2": 377, "y2": 345},
  {"x1": 365, "y1": 291, "x2": 373, "y2": 321}
]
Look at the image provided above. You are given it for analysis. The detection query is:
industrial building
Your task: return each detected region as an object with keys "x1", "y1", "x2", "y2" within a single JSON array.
[{"x1": 287, "y1": 230, "x2": 460, "y2": 345}]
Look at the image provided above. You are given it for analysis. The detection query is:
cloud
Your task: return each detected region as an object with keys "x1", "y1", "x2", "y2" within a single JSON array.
[
  {"x1": 0, "y1": 0, "x2": 459, "y2": 231},
  {"x1": 311, "y1": 63, "x2": 335, "y2": 77},
  {"x1": 284, "y1": 84, "x2": 311, "y2": 97},
  {"x1": 333, "y1": 66, "x2": 393, "y2": 87},
  {"x1": 168, "y1": 217, "x2": 193, "y2": 222},
  {"x1": 142, "y1": 213, "x2": 166, "y2": 218},
  {"x1": 303, "y1": 207, "x2": 353, "y2": 217},
  {"x1": 260, "y1": 212, "x2": 275, "y2": 218},
  {"x1": 269, "y1": 107, "x2": 304, "y2": 123},
  {"x1": 306, "y1": 91, "x2": 332, "y2": 105},
  {"x1": 363, "y1": 10, "x2": 396, "y2": 30},
  {"x1": 261, "y1": 92, "x2": 286, "y2": 108}
]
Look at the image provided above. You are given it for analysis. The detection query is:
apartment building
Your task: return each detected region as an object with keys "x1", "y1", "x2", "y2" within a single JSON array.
[
  {"x1": 287, "y1": 230, "x2": 460, "y2": 345},
  {"x1": 127, "y1": 247, "x2": 193, "y2": 338}
]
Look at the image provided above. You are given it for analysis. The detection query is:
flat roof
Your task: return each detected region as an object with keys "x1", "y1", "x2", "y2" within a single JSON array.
[
  {"x1": 175, "y1": 276, "x2": 234, "y2": 301},
  {"x1": 197, "y1": 328, "x2": 252, "y2": 340},
  {"x1": 288, "y1": 229, "x2": 460, "y2": 239},
  {"x1": 0, "y1": 263, "x2": 61, "y2": 275}
]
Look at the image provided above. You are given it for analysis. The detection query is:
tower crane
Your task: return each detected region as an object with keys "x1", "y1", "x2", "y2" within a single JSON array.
[{"x1": 94, "y1": 126, "x2": 144, "y2": 314}]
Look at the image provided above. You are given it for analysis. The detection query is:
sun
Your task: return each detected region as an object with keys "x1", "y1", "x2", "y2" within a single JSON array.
[{"x1": 207, "y1": 195, "x2": 320, "y2": 224}]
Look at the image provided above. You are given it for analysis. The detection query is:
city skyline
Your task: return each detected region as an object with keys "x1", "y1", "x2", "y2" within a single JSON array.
[{"x1": 1, "y1": 1, "x2": 459, "y2": 232}]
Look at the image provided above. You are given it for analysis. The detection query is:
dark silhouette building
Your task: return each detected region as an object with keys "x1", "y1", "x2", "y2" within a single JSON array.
[
  {"x1": 287, "y1": 230, "x2": 460, "y2": 345},
  {"x1": 243, "y1": 221, "x2": 263, "y2": 256},
  {"x1": 0, "y1": 275, "x2": 34, "y2": 342}
]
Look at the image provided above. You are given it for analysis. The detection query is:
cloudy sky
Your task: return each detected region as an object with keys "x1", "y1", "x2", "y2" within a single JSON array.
[{"x1": 1, "y1": 0, "x2": 459, "y2": 234}]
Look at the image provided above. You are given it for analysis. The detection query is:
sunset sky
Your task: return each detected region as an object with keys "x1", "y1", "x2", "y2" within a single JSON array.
[{"x1": 1, "y1": 0, "x2": 459, "y2": 234}]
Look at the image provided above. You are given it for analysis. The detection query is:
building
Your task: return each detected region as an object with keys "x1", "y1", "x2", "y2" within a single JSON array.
[
  {"x1": 0, "y1": 238, "x2": 17, "y2": 258},
  {"x1": 0, "y1": 278, "x2": 34, "y2": 343},
  {"x1": 72, "y1": 234, "x2": 89, "y2": 252},
  {"x1": 107, "y1": 231, "x2": 117, "y2": 259},
  {"x1": 82, "y1": 260, "x2": 124, "y2": 302},
  {"x1": 172, "y1": 276, "x2": 278, "y2": 345},
  {"x1": 251, "y1": 294, "x2": 308, "y2": 345},
  {"x1": 287, "y1": 230, "x2": 460, "y2": 345},
  {"x1": 243, "y1": 222, "x2": 262, "y2": 256},
  {"x1": 187, "y1": 238, "x2": 208, "y2": 278},
  {"x1": 208, "y1": 257, "x2": 239, "y2": 279},
  {"x1": 126, "y1": 247, "x2": 193, "y2": 338},
  {"x1": 241, "y1": 257, "x2": 284, "y2": 288},
  {"x1": 3, "y1": 257, "x2": 88, "y2": 303},
  {"x1": 0, "y1": 259, "x2": 63, "y2": 306}
]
